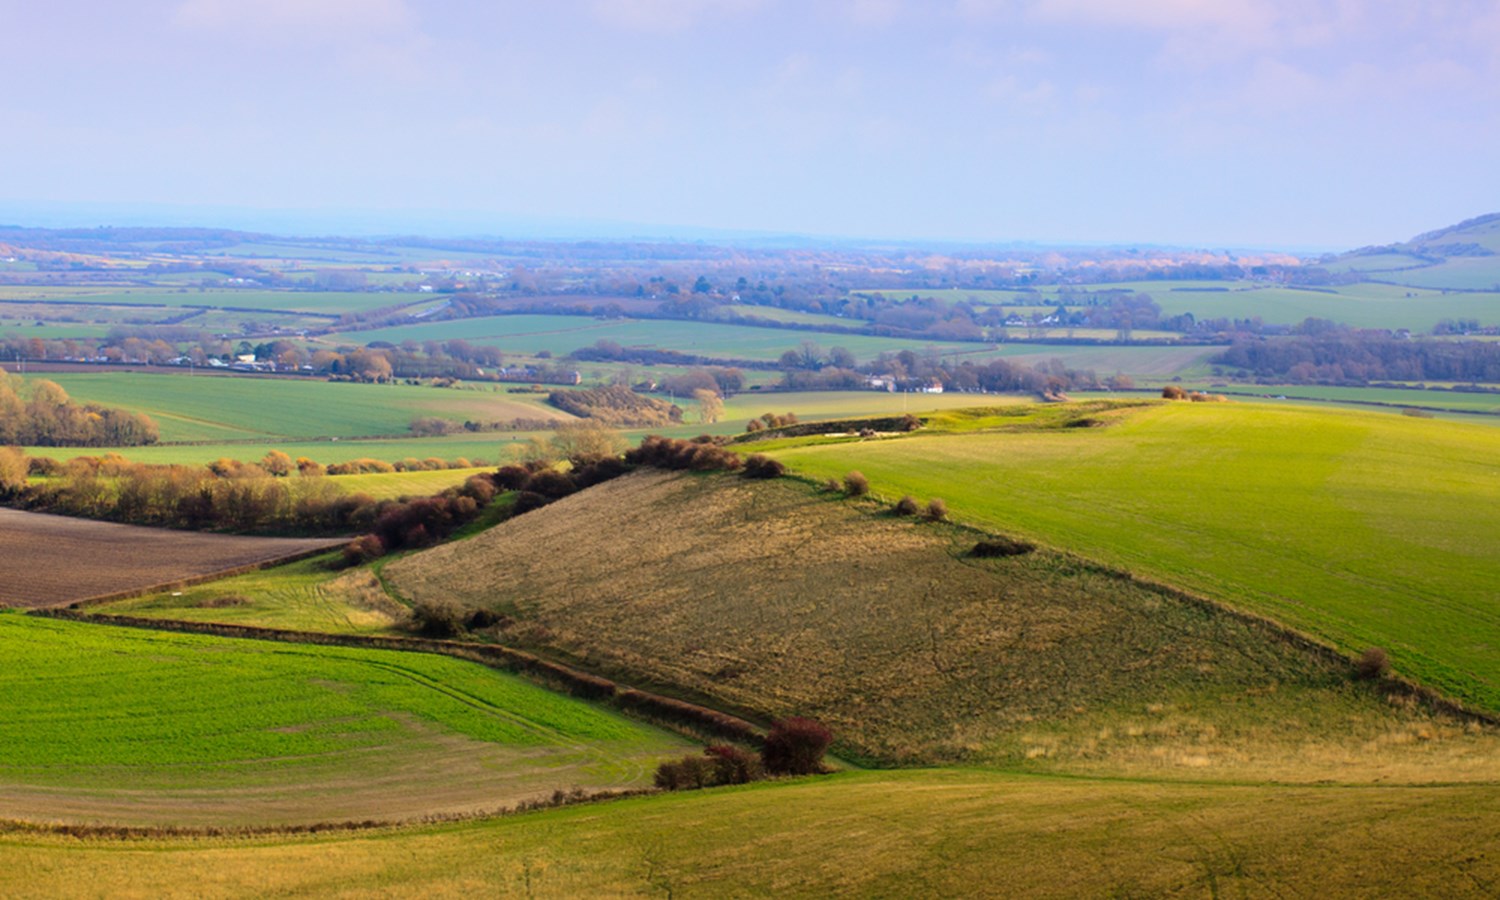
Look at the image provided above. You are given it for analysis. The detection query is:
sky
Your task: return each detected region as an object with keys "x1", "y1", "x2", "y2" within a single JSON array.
[{"x1": 1, "y1": 0, "x2": 1498, "y2": 249}]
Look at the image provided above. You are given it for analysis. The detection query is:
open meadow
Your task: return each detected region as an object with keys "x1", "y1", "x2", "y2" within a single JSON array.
[
  {"x1": 34, "y1": 371, "x2": 570, "y2": 443},
  {"x1": 4, "y1": 769, "x2": 1499, "y2": 898},
  {"x1": 330, "y1": 313, "x2": 985, "y2": 363},
  {"x1": 99, "y1": 556, "x2": 404, "y2": 635},
  {"x1": 0, "y1": 614, "x2": 692, "y2": 827},
  {"x1": 0, "y1": 508, "x2": 339, "y2": 608},
  {"x1": 762, "y1": 400, "x2": 1500, "y2": 711}
]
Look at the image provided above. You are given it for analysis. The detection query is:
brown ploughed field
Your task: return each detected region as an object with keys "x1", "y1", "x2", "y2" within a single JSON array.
[{"x1": 0, "y1": 508, "x2": 341, "y2": 607}]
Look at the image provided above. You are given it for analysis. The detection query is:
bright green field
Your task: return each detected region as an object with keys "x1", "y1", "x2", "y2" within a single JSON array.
[
  {"x1": 331, "y1": 314, "x2": 983, "y2": 363},
  {"x1": 1322, "y1": 252, "x2": 1433, "y2": 274},
  {"x1": 1191, "y1": 384, "x2": 1500, "y2": 416},
  {"x1": 330, "y1": 466, "x2": 492, "y2": 499},
  {"x1": 24, "y1": 434, "x2": 539, "y2": 467},
  {"x1": 33, "y1": 372, "x2": 565, "y2": 443},
  {"x1": 4, "y1": 769, "x2": 1498, "y2": 897},
  {"x1": 862, "y1": 282, "x2": 1500, "y2": 331},
  {"x1": 103, "y1": 556, "x2": 403, "y2": 635},
  {"x1": 0, "y1": 614, "x2": 690, "y2": 826},
  {"x1": 1, "y1": 289, "x2": 408, "y2": 315},
  {"x1": 1377, "y1": 257, "x2": 1500, "y2": 291},
  {"x1": 766, "y1": 401, "x2": 1500, "y2": 711},
  {"x1": 715, "y1": 305, "x2": 854, "y2": 327}
]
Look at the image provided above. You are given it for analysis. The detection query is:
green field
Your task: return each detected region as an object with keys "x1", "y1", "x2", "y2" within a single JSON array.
[
  {"x1": 33, "y1": 372, "x2": 567, "y2": 443},
  {"x1": 103, "y1": 556, "x2": 404, "y2": 635},
  {"x1": 5, "y1": 769, "x2": 1499, "y2": 897},
  {"x1": 765, "y1": 400, "x2": 1500, "y2": 711},
  {"x1": 1189, "y1": 384, "x2": 1500, "y2": 417},
  {"x1": 0, "y1": 287, "x2": 408, "y2": 315},
  {"x1": 862, "y1": 281, "x2": 1500, "y2": 331},
  {"x1": 714, "y1": 305, "x2": 855, "y2": 327},
  {"x1": 0, "y1": 613, "x2": 690, "y2": 826},
  {"x1": 1151, "y1": 285, "x2": 1500, "y2": 330},
  {"x1": 329, "y1": 466, "x2": 492, "y2": 499},
  {"x1": 1375, "y1": 257, "x2": 1500, "y2": 291},
  {"x1": 331, "y1": 314, "x2": 984, "y2": 364}
]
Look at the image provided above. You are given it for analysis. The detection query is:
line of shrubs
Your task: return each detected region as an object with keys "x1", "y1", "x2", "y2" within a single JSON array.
[
  {"x1": 654, "y1": 717, "x2": 832, "y2": 791},
  {"x1": 1162, "y1": 385, "x2": 1228, "y2": 402}
]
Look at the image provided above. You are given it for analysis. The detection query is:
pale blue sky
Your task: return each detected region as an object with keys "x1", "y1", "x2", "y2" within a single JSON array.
[{"x1": 2, "y1": 0, "x2": 1498, "y2": 248}]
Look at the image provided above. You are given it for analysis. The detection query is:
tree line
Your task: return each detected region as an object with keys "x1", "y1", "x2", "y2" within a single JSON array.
[
  {"x1": 1212, "y1": 336, "x2": 1500, "y2": 384},
  {"x1": 0, "y1": 373, "x2": 159, "y2": 447}
]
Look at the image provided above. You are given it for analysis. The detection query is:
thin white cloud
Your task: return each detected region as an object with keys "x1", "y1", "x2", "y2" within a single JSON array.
[
  {"x1": 173, "y1": 0, "x2": 415, "y2": 37},
  {"x1": 845, "y1": 0, "x2": 904, "y2": 27},
  {"x1": 1027, "y1": 0, "x2": 1273, "y2": 31},
  {"x1": 589, "y1": 0, "x2": 764, "y2": 33}
]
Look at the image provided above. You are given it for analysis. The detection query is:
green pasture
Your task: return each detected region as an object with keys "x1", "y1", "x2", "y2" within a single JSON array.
[
  {"x1": 715, "y1": 305, "x2": 854, "y2": 327},
  {"x1": 103, "y1": 555, "x2": 402, "y2": 635},
  {"x1": 330, "y1": 314, "x2": 984, "y2": 364},
  {"x1": 861, "y1": 281, "x2": 1500, "y2": 330},
  {"x1": 102, "y1": 555, "x2": 392, "y2": 634},
  {"x1": 23, "y1": 434, "x2": 533, "y2": 468},
  {"x1": 1375, "y1": 257, "x2": 1500, "y2": 291},
  {"x1": 33, "y1": 372, "x2": 565, "y2": 443},
  {"x1": 1148, "y1": 285, "x2": 1500, "y2": 330},
  {"x1": 5, "y1": 769, "x2": 1499, "y2": 897},
  {"x1": 330, "y1": 466, "x2": 492, "y2": 499},
  {"x1": 0, "y1": 613, "x2": 690, "y2": 825},
  {"x1": 766, "y1": 400, "x2": 1500, "y2": 711},
  {"x1": 211, "y1": 241, "x2": 500, "y2": 265},
  {"x1": 720, "y1": 390, "x2": 1026, "y2": 425},
  {"x1": 0, "y1": 287, "x2": 405, "y2": 315},
  {"x1": 1185, "y1": 384, "x2": 1500, "y2": 416},
  {"x1": 1320, "y1": 252, "x2": 1433, "y2": 274},
  {"x1": 0, "y1": 323, "x2": 115, "y2": 340}
]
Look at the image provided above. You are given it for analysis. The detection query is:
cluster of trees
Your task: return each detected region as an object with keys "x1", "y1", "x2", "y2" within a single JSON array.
[
  {"x1": 655, "y1": 717, "x2": 832, "y2": 791},
  {"x1": 1212, "y1": 337, "x2": 1500, "y2": 384},
  {"x1": 0, "y1": 374, "x2": 158, "y2": 446},
  {"x1": 548, "y1": 385, "x2": 683, "y2": 427},
  {"x1": 16, "y1": 454, "x2": 362, "y2": 531},
  {"x1": 9, "y1": 451, "x2": 515, "y2": 581},
  {"x1": 773, "y1": 345, "x2": 1102, "y2": 398},
  {"x1": 342, "y1": 475, "x2": 498, "y2": 564}
]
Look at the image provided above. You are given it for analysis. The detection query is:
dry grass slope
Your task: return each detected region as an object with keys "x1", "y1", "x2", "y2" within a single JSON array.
[
  {"x1": 387, "y1": 471, "x2": 1500, "y2": 778},
  {"x1": 5, "y1": 770, "x2": 1499, "y2": 898}
]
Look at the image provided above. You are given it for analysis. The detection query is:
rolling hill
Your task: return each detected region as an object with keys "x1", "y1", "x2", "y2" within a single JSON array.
[{"x1": 385, "y1": 467, "x2": 1499, "y2": 780}]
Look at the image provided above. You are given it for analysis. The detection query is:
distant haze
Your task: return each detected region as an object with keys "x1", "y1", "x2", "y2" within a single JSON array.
[{"x1": 1, "y1": 1, "x2": 1496, "y2": 249}]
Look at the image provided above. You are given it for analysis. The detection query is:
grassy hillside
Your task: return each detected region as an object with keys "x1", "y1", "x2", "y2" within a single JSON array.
[
  {"x1": 5, "y1": 770, "x2": 1499, "y2": 898},
  {"x1": 385, "y1": 470, "x2": 1499, "y2": 778},
  {"x1": 0, "y1": 614, "x2": 691, "y2": 827},
  {"x1": 101, "y1": 556, "x2": 405, "y2": 635},
  {"x1": 762, "y1": 401, "x2": 1500, "y2": 711}
]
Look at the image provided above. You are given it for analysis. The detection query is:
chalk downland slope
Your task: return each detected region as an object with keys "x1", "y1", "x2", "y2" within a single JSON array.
[{"x1": 386, "y1": 470, "x2": 1500, "y2": 779}]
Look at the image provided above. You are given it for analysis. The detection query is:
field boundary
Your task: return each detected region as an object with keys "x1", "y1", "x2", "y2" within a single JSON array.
[
  {"x1": 27, "y1": 608, "x2": 766, "y2": 744},
  {"x1": 0, "y1": 786, "x2": 653, "y2": 840}
]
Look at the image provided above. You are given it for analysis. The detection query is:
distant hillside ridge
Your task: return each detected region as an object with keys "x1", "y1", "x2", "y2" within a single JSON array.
[{"x1": 1408, "y1": 211, "x2": 1500, "y2": 250}]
